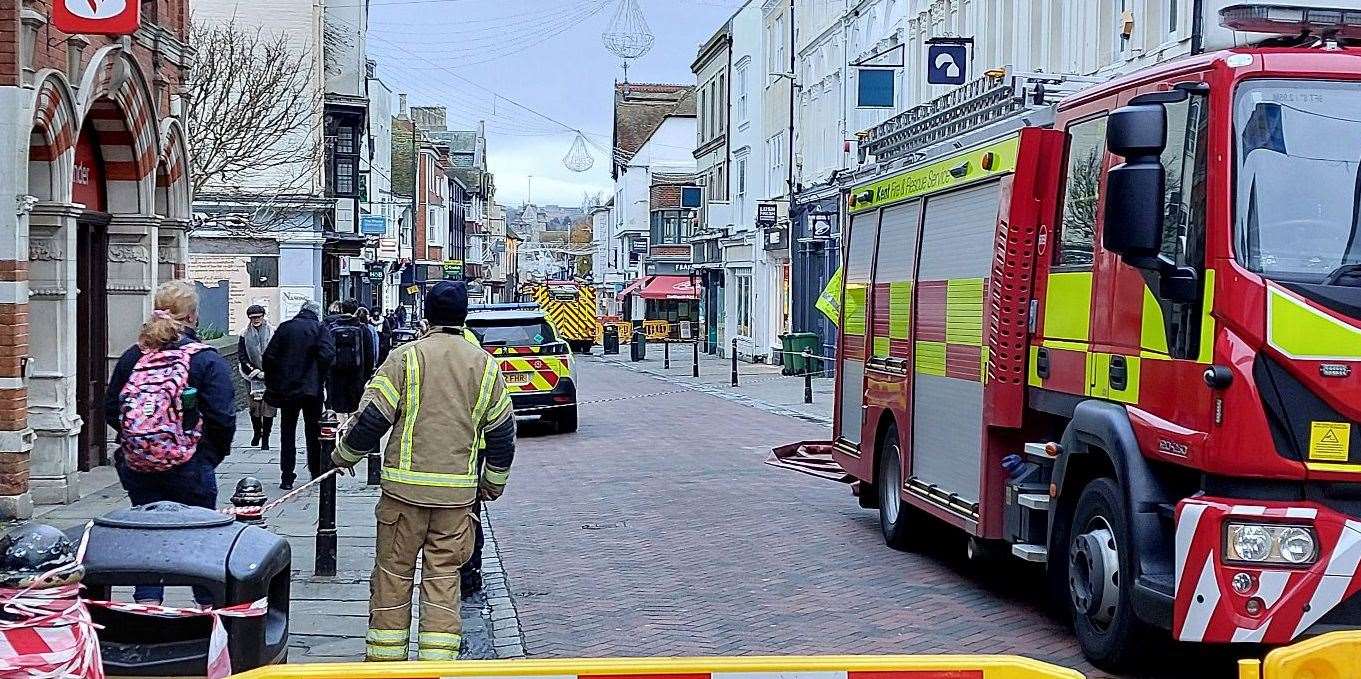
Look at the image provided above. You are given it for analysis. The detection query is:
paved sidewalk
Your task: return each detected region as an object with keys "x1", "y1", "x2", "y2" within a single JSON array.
[
  {"x1": 590, "y1": 343, "x2": 834, "y2": 425},
  {"x1": 29, "y1": 412, "x2": 507, "y2": 662}
]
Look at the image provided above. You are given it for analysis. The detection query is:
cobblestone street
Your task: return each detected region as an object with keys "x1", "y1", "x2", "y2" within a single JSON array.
[{"x1": 486, "y1": 355, "x2": 1252, "y2": 679}]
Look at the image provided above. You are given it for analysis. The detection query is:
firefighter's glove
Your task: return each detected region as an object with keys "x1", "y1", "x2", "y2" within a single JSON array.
[
  {"x1": 479, "y1": 465, "x2": 510, "y2": 501},
  {"x1": 330, "y1": 450, "x2": 356, "y2": 476}
]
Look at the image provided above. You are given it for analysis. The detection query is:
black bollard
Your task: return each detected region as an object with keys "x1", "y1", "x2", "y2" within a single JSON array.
[
  {"x1": 692, "y1": 340, "x2": 700, "y2": 377},
  {"x1": 230, "y1": 477, "x2": 267, "y2": 524},
  {"x1": 367, "y1": 451, "x2": 381, "y2": 486},
  {"x1": 803, "y1": 350, "x2": 814, "y2": 404},
  {"x1": 664, "y1": 341, "x2": 670, "y2": 369},
  {"x1": 316, "y1": 411, "x2": 339, "y2": 577},
  {"x1": 731, "y1": 338, "x2": 738, "y2": 387}
]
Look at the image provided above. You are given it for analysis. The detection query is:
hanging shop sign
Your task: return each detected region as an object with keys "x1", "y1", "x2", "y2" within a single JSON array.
[{"x1": 54, "y1": 0, "x2": 140, "y2": 35}]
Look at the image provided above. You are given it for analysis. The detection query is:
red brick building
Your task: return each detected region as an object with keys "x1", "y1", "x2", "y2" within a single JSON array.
[{"x1": 0, "y1": 0, "x2": 193, "y2": 518}]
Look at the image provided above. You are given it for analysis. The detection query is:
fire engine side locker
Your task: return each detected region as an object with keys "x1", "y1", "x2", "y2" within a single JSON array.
[{"x1": 910, "y1": 181, "x2": 1004, "y2": 507}]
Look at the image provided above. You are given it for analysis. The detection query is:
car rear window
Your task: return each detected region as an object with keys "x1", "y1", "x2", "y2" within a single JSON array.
[{"x1": 468, "y1": 318, "x2": 557, "y2": 347}]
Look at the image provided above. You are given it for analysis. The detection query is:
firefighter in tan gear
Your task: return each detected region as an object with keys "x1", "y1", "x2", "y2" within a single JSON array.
[{"x1": 331, "y1": 280, "x2": 515, "y2": 662}]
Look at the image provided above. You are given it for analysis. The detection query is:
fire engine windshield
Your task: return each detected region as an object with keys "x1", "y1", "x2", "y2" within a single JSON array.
[{"x1": 1235, "y1": 79, "x2": 1361, "y2": 283}]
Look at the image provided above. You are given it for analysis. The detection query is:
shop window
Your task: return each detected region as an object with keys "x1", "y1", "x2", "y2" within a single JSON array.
[
  {"x1": 736, "y1": 274, "x2": 752, "y2": 337},
  {"x1": 245, "y1": 256, "x2": 278, "y2": 287}
]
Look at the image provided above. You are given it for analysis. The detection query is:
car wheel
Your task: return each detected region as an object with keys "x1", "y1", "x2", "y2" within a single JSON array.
[
  {"x1": 556, "y1": 405, "x2": 578, "y2": 433},
  {"x1": 1068, "y1": 477, "x2": 1153, "y2": 670}
]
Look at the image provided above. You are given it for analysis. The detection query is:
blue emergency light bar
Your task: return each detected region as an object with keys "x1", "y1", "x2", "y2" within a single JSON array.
[{"x1": 469, "y1": 303, "x2": 539, "y2": 311}]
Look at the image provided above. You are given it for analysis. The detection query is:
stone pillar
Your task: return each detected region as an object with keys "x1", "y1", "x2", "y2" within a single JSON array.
[
  {"x1": 106, "y1": 215, "x2": 159, "y2": 363},
  {"x1": 26, "y1": 202, "x2": 84, "y2": 507},
  {"x1": 158, "y1": 218, "x2": 189, "y2": 282}
]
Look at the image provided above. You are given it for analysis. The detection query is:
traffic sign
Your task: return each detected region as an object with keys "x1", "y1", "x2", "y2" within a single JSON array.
[{"x1": 927, "y1": 43, "x2": 968, "y2": 85}]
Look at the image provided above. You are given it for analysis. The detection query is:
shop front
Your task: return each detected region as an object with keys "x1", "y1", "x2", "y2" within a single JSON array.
[
  {"x1": 791, "y1": 194, "x2": 841, "y2": 359},
  {"x1": 619, "y1": 274, "x2": 700, "y2": 339}
]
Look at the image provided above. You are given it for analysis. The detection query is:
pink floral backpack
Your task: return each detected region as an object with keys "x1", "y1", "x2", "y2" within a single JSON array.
[{"x1": 117, "y1": 342, "x2": 209, "y2": 472}]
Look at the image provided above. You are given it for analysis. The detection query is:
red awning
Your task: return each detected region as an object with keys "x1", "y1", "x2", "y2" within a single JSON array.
[{"x1": 623, "y1": 275, "x2": 699, "y2": 301}]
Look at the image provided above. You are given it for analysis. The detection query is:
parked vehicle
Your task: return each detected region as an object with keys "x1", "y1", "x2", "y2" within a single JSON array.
[
  {"x1": 520, "y1": 281, "x2": 599, "y2": 353},
  {"x1": 467, "y1": 304, "x2": 579, "y2": 433},
  {"x1": 805, "y1": 7, "x2": 1361, "y2": 669}
]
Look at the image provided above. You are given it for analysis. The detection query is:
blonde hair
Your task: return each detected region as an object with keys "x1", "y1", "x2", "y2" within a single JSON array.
[{"x1": 138, "y1": 280, "x2": 199, "y2": 351}]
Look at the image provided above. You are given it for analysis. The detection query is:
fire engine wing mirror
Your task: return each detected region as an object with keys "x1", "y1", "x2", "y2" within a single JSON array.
[{"x1": 1103, "y1": 103, "x2": 1167, "y2": 269}]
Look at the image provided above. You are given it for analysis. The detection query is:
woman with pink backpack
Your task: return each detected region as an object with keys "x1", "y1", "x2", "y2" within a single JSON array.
[{"x1": 102, "y1": 280, "x2": 237, "y2": 606}]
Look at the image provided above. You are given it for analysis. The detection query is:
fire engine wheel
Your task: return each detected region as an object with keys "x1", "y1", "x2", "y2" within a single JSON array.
[
  {"x1": 1068, "y1": 477, "x2": 1147, "y2": 670},
  {"x1": 876, "y1": 424, "x2": 914, "y2": 551}
]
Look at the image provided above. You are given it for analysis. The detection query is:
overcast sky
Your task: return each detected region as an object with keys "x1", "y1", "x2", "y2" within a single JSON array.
[{"x1": 366, "y1": 0, "x2": 742, "y2": 208}]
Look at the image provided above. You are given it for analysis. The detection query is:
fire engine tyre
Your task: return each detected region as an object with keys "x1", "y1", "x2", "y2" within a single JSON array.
[
  {"x1": 1068, "y1": 477, "x2": 1152, "y2": 670},
  {"x1": 555, "y1": 405, "x2": 579, "y2": 433},
  {"x1": 876, "y1": 424, "x2": 915, "y2": 551}
]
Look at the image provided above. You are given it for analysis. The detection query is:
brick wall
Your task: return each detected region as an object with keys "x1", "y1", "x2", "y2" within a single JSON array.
[{"x1": 651, "y1": 184, "x2": 683, "y2": 209}]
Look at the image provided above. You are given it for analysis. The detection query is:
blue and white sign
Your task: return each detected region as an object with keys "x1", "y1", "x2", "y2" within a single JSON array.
[
  {"x1": 926, "y1": 43, "x2": 968, "y2": 85},
  {"x1": 360, "y1": 214, "x2": 387, "y2": 236},
  {"x1": 856, "y1": 68, "x2": 895, "y2": 108}
]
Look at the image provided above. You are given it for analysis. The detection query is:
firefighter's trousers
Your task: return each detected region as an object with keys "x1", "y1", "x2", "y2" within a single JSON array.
[{"x1": 365, "y1": 493, "x2": 476, "y2": 661}]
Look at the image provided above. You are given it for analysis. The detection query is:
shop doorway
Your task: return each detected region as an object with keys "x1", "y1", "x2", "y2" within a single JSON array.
[{"x1": 73, "y1": 124, "x2": 110, "y2": 470}]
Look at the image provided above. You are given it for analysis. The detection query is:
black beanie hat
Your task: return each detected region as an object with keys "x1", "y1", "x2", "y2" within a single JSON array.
[
  {"x1": 246, "y1": 304, "x2": 266, "y2": 317},
  {"x1": 425, "y1": 281, "x2": 469, "y2": 327}
]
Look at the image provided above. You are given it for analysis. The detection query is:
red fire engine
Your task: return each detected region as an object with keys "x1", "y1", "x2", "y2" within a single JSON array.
[{"x1": 813, "y1": 3, "x2": 1361, "y2": 669}]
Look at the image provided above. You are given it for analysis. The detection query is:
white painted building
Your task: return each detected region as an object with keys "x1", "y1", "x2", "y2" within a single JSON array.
[
  {"x1": 362, "y1": 63, "x2": 404, "y2": 314},
  {"x1": 190, "y1": 0, "x2": 330, "y2": 323},
  {"x1": 608, "y1": 83, "x2": 698, "y2": 313}
]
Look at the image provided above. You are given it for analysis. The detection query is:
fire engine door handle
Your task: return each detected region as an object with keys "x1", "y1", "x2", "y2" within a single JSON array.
[
  {"x1": 1109, "y1": 355, "x2": 1128, "y2": 391},
  {"x1": 1035, "y1": 348, "x2": 1051, "y2": 379}
]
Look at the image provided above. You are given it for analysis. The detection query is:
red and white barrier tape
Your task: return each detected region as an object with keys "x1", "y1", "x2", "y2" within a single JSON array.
[
  {"x1": 221, "y1": 466, "x2": 342, "y2": 519},
  {"x1": 0, "y1": 523, "x2": 268, "y2": 679}
]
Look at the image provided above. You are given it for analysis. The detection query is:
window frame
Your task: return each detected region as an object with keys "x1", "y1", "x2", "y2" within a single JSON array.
[{"x1": 1053, "y1": 113, "x2": 1109, "y2": 272}]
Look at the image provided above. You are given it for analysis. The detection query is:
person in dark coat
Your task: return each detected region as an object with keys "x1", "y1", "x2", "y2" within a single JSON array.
[
  {"x1": 238, "y1": 304, "x2": 276, "y2": 450},
  {"x1": 264, "y1": 300, "x2": 335, "y2": 489},
  {"x1": 323, "y1": 298, "x2": 376, "y2": 414},
  {"x1": 104, "y1": 280, "x2": 236, "y2": 606},
  {"x1": 378, "y1": 312, "x2": 395, "y2": 365}
]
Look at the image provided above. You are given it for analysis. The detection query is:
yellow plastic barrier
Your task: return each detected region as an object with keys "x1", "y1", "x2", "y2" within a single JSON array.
[
  {"x1": 643, "y1": 320, "x2": 671, "y2": 339},
  {"x1": 1239, "y1": 630, "x2": 1361, "y2": 679},
  {"x1": 232, "y1": 654, "x2": 1085, "y2": 679}
]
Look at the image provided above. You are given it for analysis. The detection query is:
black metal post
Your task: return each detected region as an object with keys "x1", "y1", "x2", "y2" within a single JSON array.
[
  {"x1": 664, "y1": 341, "x2": 670, "y2": 369},
  {"x1": 316, "y1": 411, "x2": 339, "y2": 577},
  {"x1": 803, "y1": 350, "x2": 814, "y2": 404},
  {"x1": 230, "y1": 477, "x2": 267, "y2": 524},
  {"x1": 731, "y1": 338, "x2": 738, "y2": 387},
  {"x1": 367, "y1": 451, "x2": 381, "y2": 486},
  {"x1": 692, "y1": 340, "x2": 699, "y2": 377}
]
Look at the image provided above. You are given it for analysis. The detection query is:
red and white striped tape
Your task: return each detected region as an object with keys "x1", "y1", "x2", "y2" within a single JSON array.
[{"x1": 1, "y1": 522, "x2": 267, "y2": 679}]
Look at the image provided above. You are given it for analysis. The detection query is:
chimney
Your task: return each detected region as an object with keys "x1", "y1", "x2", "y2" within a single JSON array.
[{"x1": 398, "y1": 93, "x2": 409, "y2": 119}]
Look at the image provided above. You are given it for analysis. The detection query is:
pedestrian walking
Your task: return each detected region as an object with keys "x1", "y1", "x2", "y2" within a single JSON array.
[
  {"x1": 324, "y1": 299, "x2": 376, "y2": 414},
  {"x1": 357, "y1": 306, "x2": 382, "y2": 373},
  {"x1": 378, "y1": 312, "x2": 395, "y2": 365},
  {"x1": 332, "y1": 281, "x2": 516, "y2": 662},
  {"x1": 103, "y1": 280, "x2": 236, "y2": 606},
  {"x1": 263, "y1": 300, "x2": 335, "y2": 490},
  {"x1": 237, "y1": 304, "x2": 276, "y2": 450}
]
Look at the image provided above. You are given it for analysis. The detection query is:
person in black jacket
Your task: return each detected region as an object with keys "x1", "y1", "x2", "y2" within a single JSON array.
[
  {"x1": 104, "y1": 280, "x2": 235, "y2": 606},
  {"x1": 264, "y1": 300, "x2": 335, "y2": 489},
  {"x1": 323, "y1": 298, "x2": 375, "y2": 415}
]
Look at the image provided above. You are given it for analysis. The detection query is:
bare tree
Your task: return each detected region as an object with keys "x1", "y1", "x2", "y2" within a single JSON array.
[{"x1": 185, "y1": 19, "x2": 322, "y2": 231}]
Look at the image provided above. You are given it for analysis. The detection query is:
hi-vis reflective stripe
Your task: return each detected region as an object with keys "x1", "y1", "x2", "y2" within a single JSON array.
[
  {"x1": 399, "y1": 353, "x2": 421, "y2": 470},
  {"x1": 371, "y1": 375, "x2": 399, "y2": 408},
  {"x1": 381, "y1": 466, "x2": 479, "y2": 488},
  {"x1": 1044, "y1": 271, "x2": 1093, "y2": 342},
  {"x1": 498, "y1": 355, "x2": 566, "y2": 393},
  {"x1": 228, "y1": 653, "x2": 1084, "y2": 679},
  {"x1": 365, "y1": 629, "x2": 409, "y2": 644},
  {"x1": 1267, "y1": 283, "x2": 1361, "y2": 360},
  {"x1": 484, "y1": 466, "x2": 510, "y2": 485},
  {"x1": 335, "y1": 438, "x2": 365, "y2": 464},
  {"x1": 417, "y1": 631, "x2": 461, "y2": 650}
]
